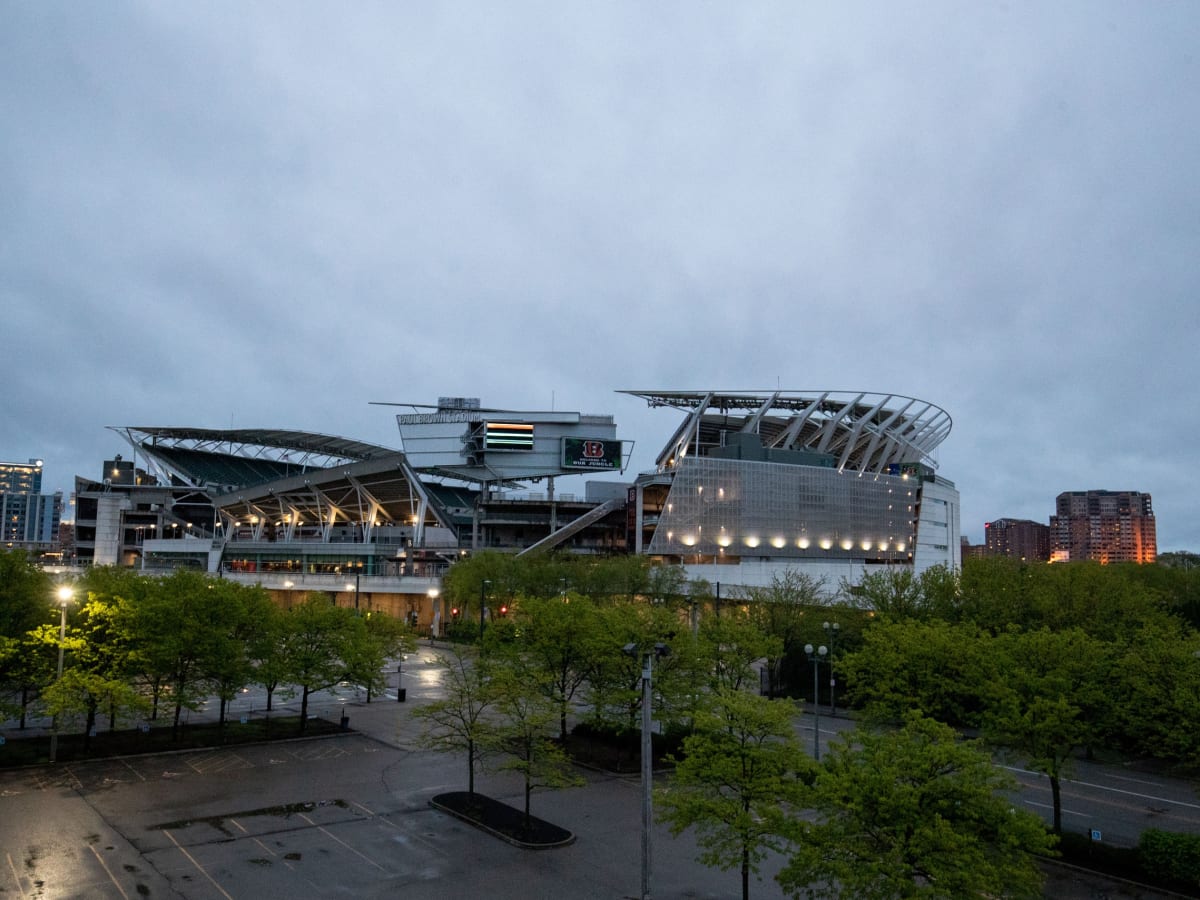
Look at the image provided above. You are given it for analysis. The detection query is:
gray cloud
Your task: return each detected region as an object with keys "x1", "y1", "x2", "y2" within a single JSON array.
[{"x1": 3, "y1": 2, "x2": 1198, "y2": 547}]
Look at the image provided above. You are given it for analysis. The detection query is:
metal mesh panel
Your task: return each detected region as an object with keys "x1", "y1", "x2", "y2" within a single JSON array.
[{"x1": 647, "y1": 457, "x2": 917, "y2": 561}]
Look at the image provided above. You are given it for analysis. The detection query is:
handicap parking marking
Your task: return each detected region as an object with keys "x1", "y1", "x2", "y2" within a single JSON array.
[
  {"x1": 186, "y1": 750, "x2": 255, "y2": 775},
  {"x1": 286, "y1": 744, "x2": 351, "y2": 762}
]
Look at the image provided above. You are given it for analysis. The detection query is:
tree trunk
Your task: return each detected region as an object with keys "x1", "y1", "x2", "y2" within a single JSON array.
[
  {"x1": 266, "y1": 685, "x2": 274, "y2": 712},
  {"x1": 299, "y1": 686, "x2": 310, "y2": 734},
  {"x1": 468, "y1": 738, "x2": 475, "y2": 796},
  {"x1": 742, "y1": 847, "x2": 750, "y2": 900},
  {"x1": 84, "y1": 700, "x2": 97, "y2": 752},
  {"x1": 1050, "y1": 774, "x2": 1063, "y2": 834},
  {"x1": 19, "y1": 686, "x2": 28, "y2": 729}
]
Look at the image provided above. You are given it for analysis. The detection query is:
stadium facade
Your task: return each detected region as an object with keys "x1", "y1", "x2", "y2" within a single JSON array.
[
  {"x1": 624, "y1": 391, "x2": 960, "y2": 590},
  {"x1": 66, "y1": 390, "x2": 960, "y2": 624}
]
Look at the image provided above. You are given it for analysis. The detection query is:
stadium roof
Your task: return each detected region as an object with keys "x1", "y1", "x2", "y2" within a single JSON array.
[
  {"x1": 620, "y1": 390, "x2": 952, "y2": 474},
  {"x1": 108, "y1": 426, "x2": 452, "y2": 533}
]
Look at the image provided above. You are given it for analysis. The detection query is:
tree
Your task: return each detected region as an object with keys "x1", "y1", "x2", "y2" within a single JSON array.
[
  {"x1": 202, "y1": 581, "x2": 274, "y2": 737},
  {"x1": 841, "y1": 619, "x2": 994, "y2": 730},
  {"x1": 851, "y1": 568, "x2": 925, "y2": 620},
  {"x1": 0, "y1": 549, "x2": 54, "y2": 722},
  {"x1": 0, "y1": 548, "x2": 50, "y2": 639},
  {"x1": 248, "y1": 600, "x2": 289, "y2": 712},
  {"x1": 344, "y1": 610, "x2": 412, "y2": 702},
  {"x1": 777, "y1": 716, "x2": 1055, "y2": 900},
  {"x1": 486, "y1": 662, "x2": 583, "y2": 832},
  {"x1": 1111, "y1": 622, "x2": 1200, "y2": 764},
  {"x1": 41, "y1": 669, "x2": 146, "y2": 752},
  {"x1": 278, "y1": 596, "x2": 359, "y2": 733},
  {"x1": 412, "y1": 644, "x2": 499, "y2": 797},
  {"x1": 981, "y1": 628, "x2": 1112, "y2": 834},
  {"x1": 132, "y1": 570, "x2": 260, "y2": 741},
  {"x1": 659, "y1": 690, "x2": 810, "y2": 900},
  {"x1": 698, "y1": 610, "x2": 780, "y2": 694},
  {"x1": 585, "y1": 601, "x2": 693, "y2": 735},
  {"x1": 507, "y1": 593, "x2": 605, "y2": 741},
  {"x1": 743, "y1": 571, "x2": 825, "y2": 698}
]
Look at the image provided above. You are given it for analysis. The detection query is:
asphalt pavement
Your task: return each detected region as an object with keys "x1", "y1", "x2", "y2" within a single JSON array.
[{"x1": 0, "y1": 643, "x2": 1193, "y2": 898}]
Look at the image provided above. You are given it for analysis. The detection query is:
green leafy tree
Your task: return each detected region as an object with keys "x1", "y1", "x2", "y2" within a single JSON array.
[
  {"x1": 743, "y1": 570, "x2": 825, "y2": 698},
  {"x1": 777, "y1": 716, "x2": 1055, "y2": 900},
  {"x1": 1111, "y1": 622, "x2": 1200, "y2": 763},
  {"x1": 585, "y1": 600, "x2": 693, "y2": 735},
  {"x1": 134, "y1": 570, "x2": 244, "y2": 740},
  {"x1": 841, "y1": 619, "x2": 994, "y2": 729},
  {"x1": 659, "y1": 690, "x2": 811, "y2": 900},
  {"x1": 344, "y1": 611, "x2": 413, "y2": 702},
  {"x1": 0, "y1": 550, "x2": 54, "y2": 722},
  {"x1": 507, "y1": 593, "x2": 605, "y2": 740},
  {"x1": 982, "y1": 627, "x2": 1112, "y2": 834},
  {"x1": 486, "y1": 662, "x2": 584, "y2": 831},
  {"x1": 412, "y1": 644, "x2": 499, "y2": 797},
  {"x1": 41, "y1": 668, "x2": 147, "y2": 752},
  {"x1": 278, "y1": 596, "x2": 359, "y2": 733},
  {"x1": 0, "y1": 548, "x2": 50, "y2": 639},
  {"x1": 202, "y1": 581, "x2": 275, "y2": 737},
  {"x1": 698, "y1": 610, "x2": 780, "y2": 694},
  {"x1": 248, "y1": 600, "x2": 289, "y2": 711},
  {"x1": 851, "y1": 568, "x2": 926, "y2": 620}
]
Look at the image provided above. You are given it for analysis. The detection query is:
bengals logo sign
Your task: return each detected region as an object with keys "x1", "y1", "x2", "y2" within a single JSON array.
[{"x1": 563, "y1": 437, "x2": 621, "y2": 470}]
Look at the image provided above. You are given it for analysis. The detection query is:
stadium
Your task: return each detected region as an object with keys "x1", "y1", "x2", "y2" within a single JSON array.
[{"x1": 68, "y1": 390, "x2": 960, "y2": 623}]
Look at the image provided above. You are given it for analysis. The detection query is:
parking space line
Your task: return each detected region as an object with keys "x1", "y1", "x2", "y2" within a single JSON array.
[
  {"x1": 119, "y1": 759, "x2": 146, "y2": 782},
  {"x1": 163, "y1": 830, "x2": 235, "y2": 900},
  {"x1": 297, "y1": 813, "x2": 386, "y2": 872},
  {"x1": 5, "y1": 852, "x2": 28, "y2": 900},
  {"x1": 87, "y1": 844, "x2": 130, "y2": 900}
]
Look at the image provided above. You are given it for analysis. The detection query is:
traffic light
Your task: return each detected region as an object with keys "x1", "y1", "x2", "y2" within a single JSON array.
[
  {"x1": 498, "y1": 604, "x2": 508, "y2": 617},
  {"x1": 451, "y1": 607, "x2": 460, "y2": 619}
]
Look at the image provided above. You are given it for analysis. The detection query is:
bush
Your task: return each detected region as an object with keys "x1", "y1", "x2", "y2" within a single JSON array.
[
  {"x1": 1055, "y1": 831, "x2": 1141, "y2": 881},
  {"x1": 1139, "y1": 829, "x2": 1200, "y2": 891}
]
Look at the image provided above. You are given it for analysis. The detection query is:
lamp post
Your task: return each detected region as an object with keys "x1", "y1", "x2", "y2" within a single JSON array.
[
  {"x1": 822, "y1": 621, "x2": 839, "y2": 717},
  {"x1": 427, "y1": 587, "x2": 440, "y2": 640},
  {"x1": 803, "y1": 643, "x2": 827, "y2": 761},
  {"x1": 624, "y1": 641, "x2": 670, "y2": 900},
  {"x1": 48, "y1": 586, "x2": 73, "y2": 764},
  {"x1": 479, "y1": 579, "x2": 491, "y2": 643}
]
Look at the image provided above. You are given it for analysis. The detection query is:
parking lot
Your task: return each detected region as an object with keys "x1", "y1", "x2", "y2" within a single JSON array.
[{"x1": 0, "y1": 646, "x2": 767, "y2": 899}]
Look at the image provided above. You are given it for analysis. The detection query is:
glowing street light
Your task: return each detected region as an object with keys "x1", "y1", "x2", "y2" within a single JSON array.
[{"x1": 48, "y1": 585, "x2": 73, "y2": 763}]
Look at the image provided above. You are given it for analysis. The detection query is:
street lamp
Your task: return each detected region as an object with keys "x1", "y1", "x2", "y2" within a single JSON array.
[
  {"x1": 803, "y1": 643, "x2": 828, "y2": 761},
  {"x1": 427, "y1": 587, "x2": 440, "y2": 639},
  {"x1": 623, "y1": 641, "x2": 670, "y2": 900},
  {"x1": 48, "y1": 585, "x2": 73, "y2": 763},
  {"x1": 823, "y1": 621, "x2": 839, "y2": 717}
]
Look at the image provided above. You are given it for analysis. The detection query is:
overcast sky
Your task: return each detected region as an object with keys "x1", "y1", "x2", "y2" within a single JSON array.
[{"x1": 3, "y1": 3, "x2": 1198, "y2": 548}]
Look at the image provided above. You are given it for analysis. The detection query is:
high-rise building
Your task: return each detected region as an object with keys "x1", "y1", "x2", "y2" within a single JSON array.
[
  {"x1": 984, "y1": 517, "x2": 1051, "y2": 561},
  {"x1": 0, "y1": 458, "x2": 44, "y2": 493},
  {"x1": 1050, "y1": 490, "x2": 1156, "y2": 564},
  {"x1": 0, "y1": 457, "x2": 62, "y2": 553}
]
